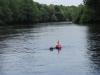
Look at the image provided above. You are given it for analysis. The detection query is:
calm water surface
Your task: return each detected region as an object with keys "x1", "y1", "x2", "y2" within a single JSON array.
[{"x1": 0, "y1": 22, "x2": 100, "y2": 75}]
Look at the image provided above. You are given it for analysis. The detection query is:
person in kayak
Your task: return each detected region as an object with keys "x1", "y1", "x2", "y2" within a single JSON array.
[{"x1": 55, "y1": 40, "x2": 62, "y2": 49}]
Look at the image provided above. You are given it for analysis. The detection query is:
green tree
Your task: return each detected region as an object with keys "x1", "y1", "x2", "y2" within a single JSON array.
[{"x1": 84, "y1": 0, "x2": 100, "y2": 23}]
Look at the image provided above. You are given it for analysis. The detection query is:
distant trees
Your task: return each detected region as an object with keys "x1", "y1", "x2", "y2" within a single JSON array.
[
  {"x1": 33, "y1": 4, "x2": 72, "y2": 22},
  {"x1": 0, "y1": 0, "x2": 99, "y2": 25},
  {"x1": 84, "y1": 0, "x2": 100, "y2": 23},
  {"x1": 0, "y1": 0, "x2": 35, "y2": 24},
  {"x1": 74, "y1": 0, "x2": 100, "y2": 24},
  {"x1": 0, "y1": 0, "x2": 77, "y2": 25},
  {"x1": 1, "y1": 0, "x2": 98, "y2": 25},
  {"x1": 72, "y1": 4, "x2": 91, "y2": 24}
]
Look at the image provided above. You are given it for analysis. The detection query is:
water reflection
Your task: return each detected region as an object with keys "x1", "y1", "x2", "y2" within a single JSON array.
[
  {"x1": 87, "y1": 25, "x2": 100, "y2": 74},
  {"x1": 0, "y1": 23, "x2": 100, "y2": 75},
  {"x1": 49, "y1": 48, "x2": 62, "y2": 54},
  {"x1": 57, "y1": 49, "x2": 61, "y2": 54},
  {"x1": 0, "y1": 25, "x2": 34, "y2": 54}
]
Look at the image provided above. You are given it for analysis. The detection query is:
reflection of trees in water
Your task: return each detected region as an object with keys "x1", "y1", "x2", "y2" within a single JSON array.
[
  {"x1": 0, "y1": 23, "x2": 60, "y2": 54},
  {"x1": 0, "y1": 25, "x2": 36, "y2": 74},
  {"x1": 0, "y1": 25, "x2": 34, "y2": 54},
  {"x1": 87, "y1": 25, "x2": 100, "y2": 72}
]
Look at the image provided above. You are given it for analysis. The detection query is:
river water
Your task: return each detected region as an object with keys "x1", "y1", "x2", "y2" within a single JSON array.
[{"x1": 0, "y1": 22, "x2": 100, "y2": 75}]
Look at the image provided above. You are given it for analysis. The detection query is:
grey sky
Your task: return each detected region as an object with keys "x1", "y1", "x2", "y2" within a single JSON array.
[{"x1": 34, "y1": 0, "x2": 83, "y2": 6}]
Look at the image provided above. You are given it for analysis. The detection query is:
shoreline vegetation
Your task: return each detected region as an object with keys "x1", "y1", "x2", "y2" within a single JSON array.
[{"x1": 0, "y1": 0, "x2": 99, "y2": 25}]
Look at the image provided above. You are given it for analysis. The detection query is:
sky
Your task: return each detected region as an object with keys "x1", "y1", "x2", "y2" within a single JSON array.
[{"x1": 34, "y1": 0, "x2": 83, "y2": 6}]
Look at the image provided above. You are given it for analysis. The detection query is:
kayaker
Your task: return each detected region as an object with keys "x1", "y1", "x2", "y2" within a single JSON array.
[{"x1": 55, "y1": 40, "x2": 62, "y2": 49}]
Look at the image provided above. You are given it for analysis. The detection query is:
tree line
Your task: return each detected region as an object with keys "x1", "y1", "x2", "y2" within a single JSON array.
[
  {"x1": 74, "y1": 0, "x2": 100, "y2": 24},
  {"x1": 84, "y1": 0, "x2": 100, "y2": 24},
  {"x1": 0, "y1": 0, "x2": 85, "y2": 25},
  {"x1": 0, "y1": 0, "x2": 98, "y2": 25}
]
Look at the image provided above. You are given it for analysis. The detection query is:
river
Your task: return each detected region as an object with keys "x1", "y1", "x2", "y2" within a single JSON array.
[{"x1": 0, "y1": 22, "x2": 100, "y2": 75}]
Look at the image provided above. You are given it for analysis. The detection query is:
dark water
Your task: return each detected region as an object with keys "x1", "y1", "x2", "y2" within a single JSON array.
[{"x1": 0, "y1": 22, "x2": 100, "y2": 75}]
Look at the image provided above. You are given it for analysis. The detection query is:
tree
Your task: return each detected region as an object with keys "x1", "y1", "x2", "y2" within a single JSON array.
[{"x1": 84, "y1": 0, "x2": 100, "y2": 23}]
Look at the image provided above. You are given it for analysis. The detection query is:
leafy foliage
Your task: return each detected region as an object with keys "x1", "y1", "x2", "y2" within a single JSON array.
[
  {"x1": 83, "y1": 0, "x2": 100, "y2": 23},
  {"x1": 0, "y1": 0, "x2": 87, "y2": 25}
]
